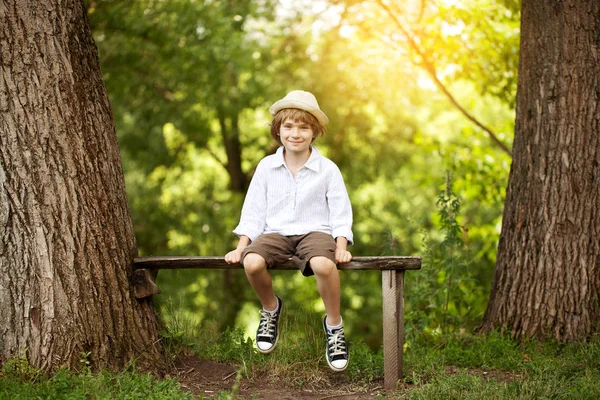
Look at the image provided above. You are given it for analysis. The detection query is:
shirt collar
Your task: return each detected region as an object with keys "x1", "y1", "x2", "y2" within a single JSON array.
[{"x1": 270, "y1": 146, "x2": 322, "y2": 172}]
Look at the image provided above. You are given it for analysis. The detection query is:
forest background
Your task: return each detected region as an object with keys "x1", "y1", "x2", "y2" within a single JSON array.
[{"x1": 86, "y1": 0, "x2": 519, "y2": 349}]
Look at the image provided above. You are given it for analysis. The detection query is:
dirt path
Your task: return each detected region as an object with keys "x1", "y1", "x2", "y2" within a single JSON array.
[{"x1": 170, "y1": 355, "x2": 391, "y2": 399}]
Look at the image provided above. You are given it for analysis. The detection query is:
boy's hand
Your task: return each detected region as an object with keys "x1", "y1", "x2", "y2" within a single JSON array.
[
  {"x1": 225, "y1": 235, "x2": 250, "y2": 264},
  {"x1": 225, "y1": 249, "x2": 244, "y2": 264},
  {"x1": 335, "y1": 248, "x2": 352, "y2": 264},
  {"x1": 334, "y1": 236, "x2": 352, "y2": 263}
]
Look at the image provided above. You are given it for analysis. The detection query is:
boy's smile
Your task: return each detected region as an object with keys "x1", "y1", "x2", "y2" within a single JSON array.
[{"x1": 280, "y1": 118, "x2": 314, "y2": 158}]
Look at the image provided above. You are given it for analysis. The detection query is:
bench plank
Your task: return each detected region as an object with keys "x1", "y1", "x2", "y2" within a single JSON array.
[{"x1": 133, "y1": 256, "x2": 421, "y2": 271}]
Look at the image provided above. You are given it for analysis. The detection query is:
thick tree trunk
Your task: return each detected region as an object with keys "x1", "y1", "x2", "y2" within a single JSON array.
[
  {"x1": 0, "y1": 0, "x2": 163, "y2": 371},
  {"x1": 481, "y1": 0, "x2": 600, "y2": 341}
]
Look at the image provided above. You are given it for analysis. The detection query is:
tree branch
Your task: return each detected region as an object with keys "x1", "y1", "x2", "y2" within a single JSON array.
[
  {"x1": 375, "y1": 0, "x2": 512, "y2": 157},
  {"x1": 204, "y1": 145, "x2": 227, "y2": 169}
]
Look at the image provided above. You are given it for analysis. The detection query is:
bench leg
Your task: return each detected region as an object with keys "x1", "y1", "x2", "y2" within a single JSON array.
[
  {"x1": 131, "y1": 268, "x2": 161, "y2": 299},
  {"x1": 382, "y1": 270, "x2": 404, "y2": 391}
]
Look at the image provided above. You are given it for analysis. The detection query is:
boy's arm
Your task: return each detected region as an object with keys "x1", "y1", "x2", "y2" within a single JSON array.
[
  {"x1": 327, "y1": 166, "x2": 354, "y2": 245},
  {"x1": 233, "y1": 160, "x2": 268, "y2": 241},
  {"x1": 229, "y1": 159, "x2": 267, "y2": 263},
  {"x1": 225, "y1": 235, "x2": 250, "y2": 264},
  {"x1": 335, "y1": 236, "x2": 352, "y2": 264}
]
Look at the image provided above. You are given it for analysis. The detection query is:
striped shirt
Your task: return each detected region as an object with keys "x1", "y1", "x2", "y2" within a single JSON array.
[{"x1": 233, "y1": 146, "x2": 353, "y2": 244}]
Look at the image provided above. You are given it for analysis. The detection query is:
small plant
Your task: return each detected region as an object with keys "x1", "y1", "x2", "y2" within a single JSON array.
[
  {"x1": 213, "y1": 327, "x2": 257, "y2": 366},
  {"x1": 405, "y1": 172, "x2": 485, "y2": 335},
  {"x1": 78, "y1": 351, "x2": 92, "y2": 376},
  {"x1": 345, "y1": 340, "x2": 383, "y2": 383},
  {"x1": 159, "y1": 298, "x2": 201, "y2": 359},
  {"x1": 0, "y1": 351, "x2": 40, "y2": 383},
  {"x1": 436, "y1": 171, "x2": 468, "y2": 329}
]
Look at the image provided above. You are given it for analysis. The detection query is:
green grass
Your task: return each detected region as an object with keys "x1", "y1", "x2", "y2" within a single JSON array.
[
  {"x1": 3, "y1": 323, "x2": 600, "y2": 399},
  {"x1": 403, "y1": 330, "x2": 600, "y2": 399},
  {"x1": 0, "y1": 363, "x2": 194, "y2": 400},
  {"x1": 164, "y1": 309, "x2": 384, "y2": 388},
  {"x1": 160, "y1": 310, "x2": 600, "y2": 398}
]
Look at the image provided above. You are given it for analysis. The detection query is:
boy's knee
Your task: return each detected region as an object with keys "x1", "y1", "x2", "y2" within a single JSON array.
[
  {"x1": 243, "y1": 253, "x2": 267, "y2": 274},
  {"x1": 310, "y1": 256, "x2": 337, "y2": 276}
]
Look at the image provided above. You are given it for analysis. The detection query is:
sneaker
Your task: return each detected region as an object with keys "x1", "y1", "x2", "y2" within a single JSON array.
[
  {"x1": 256, "y1": 296, "x2": 282, "y2": 354},
  {"x1": 323, "y1": 316, "x2": 349, "y2": 372}
]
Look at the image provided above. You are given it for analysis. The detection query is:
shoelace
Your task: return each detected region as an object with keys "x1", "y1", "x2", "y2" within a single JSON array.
[
  {"x1": 327, "y1": 328, "x2": 347, "y2": 357},
  {"x1": 257, "y1": 309, "x2": 278, "y2": 338}
]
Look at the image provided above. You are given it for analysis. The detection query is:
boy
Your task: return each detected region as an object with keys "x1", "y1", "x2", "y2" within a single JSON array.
[{"x1": 225, "y1": 90, "x2": 353, "y2": 372}]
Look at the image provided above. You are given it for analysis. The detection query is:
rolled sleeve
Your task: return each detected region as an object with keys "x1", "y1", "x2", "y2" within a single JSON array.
[
  {"x1": 232, "y1": 224, "x2": 264, "y2": 243},
  {"x1": 327, "y1": 166, "x2": 354, "y2": 245},
  {"x1": 233, "y1": 162, "x2": 268, "y2": 241},
  {"x1": 332, "y1": 226, "x2": 353, "y2": 245}
]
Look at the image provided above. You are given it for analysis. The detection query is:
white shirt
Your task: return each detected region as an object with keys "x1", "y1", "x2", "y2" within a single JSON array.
[{"x1": 233, "y1": 146, "x2": 353, "y2": 244}]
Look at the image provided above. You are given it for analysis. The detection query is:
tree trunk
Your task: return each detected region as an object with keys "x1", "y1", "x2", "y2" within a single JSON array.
[
  {"x1": 0, "y1": 0, "x2": 163, "y2": 371},
  {"x1": 481, "y1": 0, "x2": 600, "y2": 341},
  {"x1": 218, "y1": 109, "x2": 249, "y2": 193}
]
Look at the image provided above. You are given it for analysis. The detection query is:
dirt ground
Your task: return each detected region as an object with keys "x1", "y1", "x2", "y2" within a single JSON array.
[
  {"x1": 167, "y1": 354, "x2": 522, "y2": 399},
  {"x1": 168, "y1": 354, "x2": 393, "y2": 399}
]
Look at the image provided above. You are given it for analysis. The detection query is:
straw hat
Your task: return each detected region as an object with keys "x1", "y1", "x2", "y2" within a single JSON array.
[{"x1": 269, "y1": 90, "x2": 329, "y2": 125}]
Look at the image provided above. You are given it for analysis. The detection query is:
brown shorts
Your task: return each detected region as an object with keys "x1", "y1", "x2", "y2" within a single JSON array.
[{"x1": 241, "y1": 232, "x2": 336, "y2": 277}]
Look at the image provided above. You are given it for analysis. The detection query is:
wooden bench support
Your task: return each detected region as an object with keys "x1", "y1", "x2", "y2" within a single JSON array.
[
  {"x1": 132, "y1": 255, "x2": 420, "y2": 390},
  {"x1": 131, "y1": 268, "x2": 160, "y2": 299},
  {"x1": 382, "y1": 270, "x2": 404, "y2": 390}
]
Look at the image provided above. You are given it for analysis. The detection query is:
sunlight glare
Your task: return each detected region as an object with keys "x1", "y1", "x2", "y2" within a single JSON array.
[
  {"x1": 441, "y1": 20, "x2": 465, "y2": 36},
  {"x1": 417, "y1": 75, "x2": 437, "y2": 90},
  {"x1": 339, "y1": 25, "x2": 355, "y2": 38}
]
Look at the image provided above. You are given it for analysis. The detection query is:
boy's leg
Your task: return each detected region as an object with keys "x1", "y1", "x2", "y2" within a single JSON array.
[
  {"x1": 241, "y1": 234, "x2": 294, "y2": 354},
  {"x1": 310, "y1": 256, "x2": 342, "y2": 326},
  {"x1": 243, "y1": 253, "x2": 277, "y2": 310},
  {"x1": 241, "y1": 233, "x2": 295, "y2": 309},
  {"x1": 311, "y1": 256, "x2": 349, "y2": 371},
  {"x1": 294, "y1": 232, "x2": 341, "y2": 324},
  {"x1": 295, "y1": 232, "x2": 348, "y2": 371},
  {"x1": 243, "y1": 253, "x2": 281, "y2": 354}
]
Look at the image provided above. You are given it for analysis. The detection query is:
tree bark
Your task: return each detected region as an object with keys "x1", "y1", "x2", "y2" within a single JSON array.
[
  {"x1": 481, "y1": 0, "x2": 600, "y2": 341},
  {"x1": 0, "y1": 0, "x2": 163, "y2": 371}
]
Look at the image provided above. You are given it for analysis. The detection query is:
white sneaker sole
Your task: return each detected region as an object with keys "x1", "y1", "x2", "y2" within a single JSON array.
[
  {"x1": 325, "y1": 353, "x2": 348, "y2": 372},
  {"x1": 257, "y1": 334, "x2": 279, "y2": 354}
]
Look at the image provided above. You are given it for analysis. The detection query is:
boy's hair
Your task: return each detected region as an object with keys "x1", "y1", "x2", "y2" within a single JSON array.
[{"x1": 270, "y1": 108, "x2": 327, "y2": 145}]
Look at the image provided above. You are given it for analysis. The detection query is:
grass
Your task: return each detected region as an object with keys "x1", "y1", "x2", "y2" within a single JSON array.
[
  {"x1": 0, "y1": 361, "x2": 194, "y2": 400},
  {"x1": 173, "y1": 310, "x2": 384, "y2": 388},
  {"x1": 160, "y1": 309, "x2": 600, "y2": 398},
  {"x1": 2, "y1": 320, "x2": 600, "y2": 399},
  {"x1": 404, "y1": 330, "x2": 600, "y2": 399}
]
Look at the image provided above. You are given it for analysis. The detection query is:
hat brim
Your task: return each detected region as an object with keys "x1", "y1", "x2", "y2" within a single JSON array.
[{"x1": 269, "y1": 99, "x2": 329, "y2": 126}]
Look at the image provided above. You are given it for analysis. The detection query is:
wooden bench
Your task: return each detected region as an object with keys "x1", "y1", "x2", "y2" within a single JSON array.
[{"x1": 132, "y1": 256, "x2": 421, "y2": 390}]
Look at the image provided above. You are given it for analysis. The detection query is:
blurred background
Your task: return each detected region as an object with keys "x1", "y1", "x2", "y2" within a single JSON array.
[{"x1": 86, "y1": 0, "x2": 519, "y2": 349}]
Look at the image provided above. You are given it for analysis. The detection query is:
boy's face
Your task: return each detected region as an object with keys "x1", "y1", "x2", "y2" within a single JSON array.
[{"x1": 279, "y1": 118, "x2": 314, "y2": 157}]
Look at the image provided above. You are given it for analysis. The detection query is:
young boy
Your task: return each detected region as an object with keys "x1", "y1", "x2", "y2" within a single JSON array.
[{"x1": 224, "y1": 90, "x2": 353, "y2": 372}]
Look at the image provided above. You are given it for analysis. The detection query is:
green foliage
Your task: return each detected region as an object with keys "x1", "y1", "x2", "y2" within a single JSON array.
[
  {"x1": 0, "y1": 353, "x2": 41, "y2": 383},
  {"x1": 87, "y1": 0, "x2": 514, "y2": 344},
  {"x1": 405, "y1": 173, "x2": 488, "y2": 335}
]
